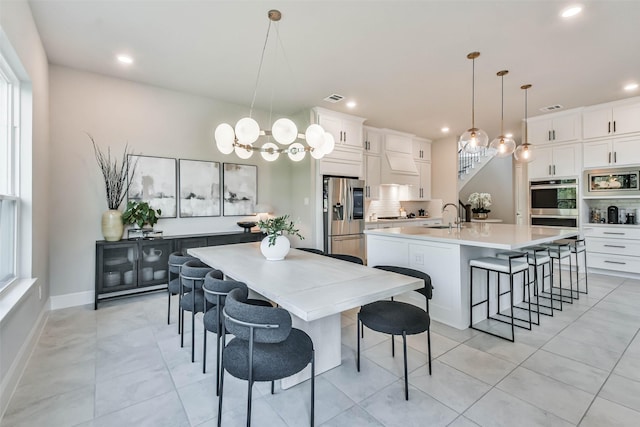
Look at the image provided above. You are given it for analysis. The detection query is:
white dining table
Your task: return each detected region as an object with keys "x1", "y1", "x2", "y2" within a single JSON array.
[{"x1": 188, "y1": 242, "x2": 423, "y2": 388}]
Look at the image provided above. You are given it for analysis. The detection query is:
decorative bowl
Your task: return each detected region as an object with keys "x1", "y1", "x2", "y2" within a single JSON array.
[{"x1": 237, "y1": 221, "x2": 257, "y2": 232}]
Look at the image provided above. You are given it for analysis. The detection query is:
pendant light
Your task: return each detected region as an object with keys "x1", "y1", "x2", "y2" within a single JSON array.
[
  {"x1": 489, "y1": 70, "x2": 516, "y2": 157},
  {"x1": 460, "y1": 52, "x2": 489, "y2": 154},
  {"x1": 214, "y1": 9, "x2": 332, "y2": 162},
  {"x1": 514, "y1": 84, "x2": 535, "y2": 163}
]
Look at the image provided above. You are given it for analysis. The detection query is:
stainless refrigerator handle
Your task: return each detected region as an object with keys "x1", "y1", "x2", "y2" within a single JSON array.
[
  {"x1": 332, "y1": 235, "x2": 364, "y2": 241},
  {"x1": 348, "y1": 184, "x2": 353, "y2": 221}
]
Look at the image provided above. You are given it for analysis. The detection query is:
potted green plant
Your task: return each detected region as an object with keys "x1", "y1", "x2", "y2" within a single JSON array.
[
  {"x1": 257, "y1": 214, "x2": 304, "y2": 260},
  {"x1": 122, "y1": 200, "x2": 162, "y2": 229}
]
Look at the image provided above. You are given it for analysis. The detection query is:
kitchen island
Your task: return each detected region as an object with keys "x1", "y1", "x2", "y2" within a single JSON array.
[{"x1": 365, "y1": 223, "x2": 578, "y2": 329}]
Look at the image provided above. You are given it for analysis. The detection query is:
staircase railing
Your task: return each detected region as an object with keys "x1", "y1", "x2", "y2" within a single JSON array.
[{"x1": 458, "y1": 147, "x2": 490, "y2": 180}]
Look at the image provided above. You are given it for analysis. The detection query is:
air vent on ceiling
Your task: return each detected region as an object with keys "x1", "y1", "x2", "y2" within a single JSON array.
[
  {"x1": 539, "y1": 104, "x2": 564, "y2": 112},
  {"x1": 323, "y1": 93, "x2": 344, "y2": 103}
]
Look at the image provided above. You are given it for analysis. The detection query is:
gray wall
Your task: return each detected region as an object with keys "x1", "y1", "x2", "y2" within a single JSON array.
[{"x1": 459, "y1": 156, "x2": 515, "y2": 223}]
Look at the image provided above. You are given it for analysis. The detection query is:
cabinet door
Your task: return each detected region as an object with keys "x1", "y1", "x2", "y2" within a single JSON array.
[
  {"x1": 527, "y1": 119, "x2": 553, "y2": 145},
  {"x1": 341, "y1": 118, "x2": 363, "y2": 148},
  {"x1": 527, "y1": 146, "x2": 553, "y2": 179},
  {"x1": 612, "y1": 103, "x2": 640, "y2": 136},
  {"x1": 364, "y1": 128, "x2": 383, "y2": 154},
  {"x1": 317, "y1": 114, "x2": 343, "y2": 144},
  {"x1": 418, "y1": 162, "x2": 431, "y2": 200},
  {"x1": 365, "y1": 154, "x2": 381, "y2": 200},
  {"x1": 553, "y1": 144, "x2": 581, "y2": 177},
  {"x1": 412, "y1": 139, "x2": 431, "y2": 161},
  {"x1": 583, "y1": 140, "x2": 612, "y2": 168},
  {"x1": 139, "y1": 240, "x2": 173, "y2": 287},
  {"x1": 552, "y1": 114, "x2": 580, "y2": 143},
  {"x1": 583, "y1": 107, "x2": 613, "y2": 139},
  {"x1": 98, "y1": 242, "x2": 138, "y2": 293},
  {"x1": 612, "y1": 137, "x2": 640, "y2": 166}
]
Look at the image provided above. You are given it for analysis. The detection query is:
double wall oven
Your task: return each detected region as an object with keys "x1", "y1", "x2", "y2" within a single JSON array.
[{"x1": 530, "y1": 178, "x2": 579, "y2": 227}]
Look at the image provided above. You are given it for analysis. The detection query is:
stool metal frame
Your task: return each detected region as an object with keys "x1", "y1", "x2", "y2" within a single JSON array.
[
  {"x1": 544, "y1": 242, "x2": 576, "y2": 306},
  {"x1": 525, "y1": 246, "x2": 555, "y2": 317},
  {"x1": 558, "y1": 238, "x2": 588, "y2": 295},
  {"x1": 180, "y1": 271, "x2": 209, "y2": 363},
  {"x1": 168, "y1": 261, "x2": 183, "y2": 330},
  {"x1": 470, "y1": 253, "x2": 530, "y2": 342}
]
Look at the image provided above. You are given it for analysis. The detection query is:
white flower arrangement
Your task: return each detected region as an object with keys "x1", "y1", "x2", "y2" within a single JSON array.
[{"x1": 468, "y1": 192, "x2": 492, "y2": 213}]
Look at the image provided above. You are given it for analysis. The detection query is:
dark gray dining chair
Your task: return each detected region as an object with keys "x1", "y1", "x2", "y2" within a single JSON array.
[
  {"x1": 326, "y1": 253, "x2": 364, "y2": 264},
  {"x1": 168, "y1": 251, "x2": 196, "y2": 329},
  {"x1": 201, "y1": 275, "x2": 272, "y2": 393},
  {"x1": 180, "y1": 259, "x2": 221, "y2": 362},
  {"x1": 357, "y1": 265, "x2": 433, "y2": 400},
  {"x1": 298, "y1": 247, "x2": 325, "y2": 255},
  {"x1": 218, "y1": 288, "x2": 315, "y2": 427}
]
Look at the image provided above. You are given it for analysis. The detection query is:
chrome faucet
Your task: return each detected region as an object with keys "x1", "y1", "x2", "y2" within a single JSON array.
[{"x1": 442, "y1": 203, "x2": 462, "y2": 230}]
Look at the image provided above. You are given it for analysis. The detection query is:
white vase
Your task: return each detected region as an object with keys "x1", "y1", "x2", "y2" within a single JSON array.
[
  {"x1": 260, "y1": 235, "x2": 291, "y2": 261},
  {"x1": 102, "y1": 209, "x2": 124, "y2": 241}
]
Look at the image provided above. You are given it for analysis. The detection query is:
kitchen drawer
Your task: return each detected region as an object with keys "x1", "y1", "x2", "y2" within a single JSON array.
[
  {"x1": 583, "y1": 226, "x2": 640, "y2": 239},
  {"x1": 587, "y1": 252, "x2": 640, "y2": 274},
  {"x1": 587, "y1": 237, "x2": 640, "y2": 256}
]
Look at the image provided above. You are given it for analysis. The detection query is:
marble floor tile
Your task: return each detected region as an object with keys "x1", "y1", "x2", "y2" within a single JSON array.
[
  {"x1": 464, "y1": 332, "x2": 538, "y2": 364},
  {"x1": 580, "y1": 397, "x2": 640, "y2": 427},
  {"x1": 319, "y1": 405, "x2": 384, "y2": 427},
  {"x1": 543, "y1": 335, "x2": 622, "y2": 371},
  {"x1": 404, "y1": 329, "x2": 460, "y2": 358},
  {"x1": 598, "y1": 373, "x2": 640, "y2": 412},
  {"x1": 91, "y1": 390, "x2": 190, "y2": 427},
  {"x1": 438, "y1": 344, "x2": 517, "y2": 385},
  {"x1": 465, "y1": 388, "x2": 574, "y2": 427},
  {"x1": 362, "y1": 336, "x2": 430, "y2": 378},
  {"x1": 447, "y1": 415, "x2": 480, "y2": 427}
]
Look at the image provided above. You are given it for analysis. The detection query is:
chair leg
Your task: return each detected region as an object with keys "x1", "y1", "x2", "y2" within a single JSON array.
[
  {"x1": 402, "y1": 331, "x2": 408, "y2": 401},
  {"x1": 271, "y1": 381, "x2": 275, "y2": 395},
  {"x1": 310, "y1": 350, "x2": 315, "y2": 427},
  {"x1": 391, "y1": 334, "x2": 395, "y2": 357},
  {"x1": 217, "y1": 353, "x2": 225, "y2": 427},
  {"x1": 427, "y1": 328, "x2": 432, "y2": 375},
  {"x1": 191, "y1": 289, "x2": 196, "y2": 363},
  {"x1": 180, "y1": 306, "x2": 185, "y2": 347},
  {"x1": 356, "y1": 315, "x2": 361, "y2": 372},
  {"x1": 202, "y1": 328, "x2": 207, "y2": 374},
  {"x1": 167, "y1": 289, "x2": 171, "y2": 325},
  {"x1": 216, "y1": 333, "x2": 221, "y2": 396},
  {"x1": 247, "y1": 379, "x2": 253, "y2": 427}
]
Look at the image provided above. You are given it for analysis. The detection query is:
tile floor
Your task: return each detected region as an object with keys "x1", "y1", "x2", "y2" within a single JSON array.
[{"x1": 2, "y1": 272, "x2": 640, "y2": 426}]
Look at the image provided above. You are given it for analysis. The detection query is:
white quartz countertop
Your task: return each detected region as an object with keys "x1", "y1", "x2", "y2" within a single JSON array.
[
  {"x1": 366, "y1": 216, "x2": 442, "y2": 224},
  {"x1": 364, "y1": 223, "x2": 579, "y2": 250}
]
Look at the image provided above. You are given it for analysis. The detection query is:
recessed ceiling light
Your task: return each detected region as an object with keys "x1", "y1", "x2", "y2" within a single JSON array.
[
  {"x1": 346, "y1": 101, "x2": 357, "y2": 108},
  {"x1": 441, "y1": 127, "x2": 449, "y2": 133},
  {"x1": 561, "y1": 5, "x2": 583, "y2": 18},
  {"x1": 117, "y1": 55, "x2": 133, "y2": 65},
  {"x1": 624, "y1": 83, "x2": 639, "y2": 91}
]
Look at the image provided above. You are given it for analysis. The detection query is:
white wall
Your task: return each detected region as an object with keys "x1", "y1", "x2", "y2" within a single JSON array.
[
  {"x1": 0, "y1": 0, "x2": 50, "y2": 417},
  {"x1": 48, "y1": 65, "x2": 309, "y2": 299}
]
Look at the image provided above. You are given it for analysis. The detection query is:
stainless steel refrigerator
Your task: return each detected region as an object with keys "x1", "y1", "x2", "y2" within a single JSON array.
[{"x1": 323, "y1": 176, "x2": 365, "y2": 260}]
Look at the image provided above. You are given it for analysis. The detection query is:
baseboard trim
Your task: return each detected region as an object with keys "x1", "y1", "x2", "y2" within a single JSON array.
[{"x1": 50, "y1": 290, "x2": 94, "y2": 310}]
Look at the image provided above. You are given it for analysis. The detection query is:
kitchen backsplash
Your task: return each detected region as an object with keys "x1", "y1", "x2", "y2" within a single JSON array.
[{"x1": 366, "y1": 185, "x2": 443, "y2": 218}]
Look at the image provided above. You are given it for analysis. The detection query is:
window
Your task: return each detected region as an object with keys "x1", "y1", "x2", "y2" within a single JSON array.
[{"x1": 0, "y1": 53, "x2": 19, "y2": 290}]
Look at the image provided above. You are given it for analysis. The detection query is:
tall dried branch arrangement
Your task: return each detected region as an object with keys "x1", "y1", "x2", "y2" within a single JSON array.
[{"x1": 89, "y1": 134, "x2": 137, "y2": 210}]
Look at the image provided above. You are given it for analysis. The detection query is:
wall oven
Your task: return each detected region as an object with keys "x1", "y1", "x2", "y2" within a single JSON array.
[{"x1": 530, "y1": 178, "x2": 579, "y2": 227}]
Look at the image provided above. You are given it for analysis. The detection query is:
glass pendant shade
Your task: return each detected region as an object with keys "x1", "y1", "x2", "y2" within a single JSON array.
[
  {"x1": 260, "y1": 142, "x2": 280, "y2": 161},
  {"x1": 235, "y1": 117, "x2": 260, "y2": 144},
  {"x1": 287, "y1": 142, "x2": 306, "y2": 161},
  {"x1": 514, "y1": 143, "x2": 534, "y2": 163},
  {"x1": 305, "y1": 124, "x2": 325, "y2": 148},
  {"x1": 271, "y1": 118, "x2": 298, "y2": 145},
  {"x1": 321, "y1": 132, "x2": 335, "y2": 155},
  {"x1": 489, "y1": 136, "x2": 516, "y2": 157},
  {"x1": 235, "y1": 145, "x2": 254, "y2": 159},
  {"x1": 214, "y1": 123, "x2": 235, "y2": 154},
  {"x1": 460, "y1": 128, "x2": 489, "y2": 153}
]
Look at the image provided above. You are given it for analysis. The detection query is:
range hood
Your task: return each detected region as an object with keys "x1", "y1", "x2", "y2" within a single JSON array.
[{"x1": 385, "y1": 152, "x2": 418, "y2": 175}]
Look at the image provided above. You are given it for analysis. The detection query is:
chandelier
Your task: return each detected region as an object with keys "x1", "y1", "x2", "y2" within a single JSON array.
[
  {"x1": 214, "y1": 9, "x2": 333, "y2": 162},
  {"x1": 514, "y1": 84, "x2": 534, "y2": 163},
  {"x1": 460, "y1": 52, "x2": 489, "y2": 154},
  {"x1": 489, "y1": 70, "x2": 516, "y2": 157}
]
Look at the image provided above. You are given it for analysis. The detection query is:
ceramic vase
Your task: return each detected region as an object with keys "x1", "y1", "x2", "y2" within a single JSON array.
[
  {"x1": 260, "y1": 235, "x2": 290, "y2": 261},
  {"x1": 102, "y1": 209, "x2": 124, "y2": 241}
]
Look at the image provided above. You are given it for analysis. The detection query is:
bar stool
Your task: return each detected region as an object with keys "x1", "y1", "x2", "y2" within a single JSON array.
[
  {"x1": 496, "y1": 250, "x2": 542, "y2": 326},
  {"x1": 542, "y1": 241, "x2": 576, "y2": 305},
  {"x1": 555, "y1": 238, "x2": 588, "y2": 295},
  {"x1": 469, "y1": 254, "x2": 530, "y2": 342},
  {"x1": 522, "y1": 246, "x2": 555, "y2": 317}
]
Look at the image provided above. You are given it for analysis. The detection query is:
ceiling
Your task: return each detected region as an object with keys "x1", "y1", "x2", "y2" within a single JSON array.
[{"x1": 26, "y1": 0, "x2": 640, "y2": 142}]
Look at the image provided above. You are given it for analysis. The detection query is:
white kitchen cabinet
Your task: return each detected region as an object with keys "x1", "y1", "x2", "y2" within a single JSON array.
[
  {"x1": 364, "y1": 153, "x2": 381, "y2": 200},
  {"x1": 400, "y1": 162, "x2": 431, "y2": 201},
  {"x1": 528, "y1": 143, "x2": 582, "y2": 180},
  {"x1": 583, "y1": 137, "x2": 640, "y2": 168},
  {"x1": 584, "y1": 226, "x2": 640, "y2": 275},
  {"x1": 582, "y1": 101, "x2": 640, "y2": 139},
  {"x1": 314, "y1": 107, "x2": 365, "y2": 149},
  {"x1": 363, "y1": 126, "x2": 383, "y2": 154},
  {"x1": 527, "y1": 111, "x2": 581, "y2": 145},
  {"x1": 412, "y1": 137, "x2": 431, "y2": 161}
]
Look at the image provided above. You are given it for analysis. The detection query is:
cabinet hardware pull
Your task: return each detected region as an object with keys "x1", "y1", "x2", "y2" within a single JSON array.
[
  {"x1": 608, "y1": 121, "x2": 611, "y2": 133},
  {"x1": 608, "y1": 152, "x2": 611, "y2": 163},
  {"x1": 603, "y1": 232, "x2": 625, "y2": 235},
  {"x1": 548, "y1": 130, "x2": 551, "y2": 141},
  {"x1": 613, "y1": 121, "x2": 616, "y2": 132},
  {"x1": 604, "y1": 260, "x2": 626, "y2": 265},
  {"x1": 553, "y1": 130, "x2": 556, "y2": 140},
  {"x1": 604, "y1": 244, "x2": 626, "y2": 248},
  {"x1": 344, "y1": 131, "x2": 347, "y2": 142},
  {"x1": 548, "y1": 165, "x2": 552, "y2": 175},
  {"x1": 614, "y1": 152, "x2": 617, "y2": 163},
  {"x1": 553, "y1": 165, "x2": 556, "y2": 175}
]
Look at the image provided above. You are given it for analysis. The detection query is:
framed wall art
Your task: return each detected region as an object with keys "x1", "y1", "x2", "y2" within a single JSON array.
[
  {"x1": 127, "y1": 155, "x2": 177, "y2": 218},
  {"x1": 222, "y1": 163, "x2": 257, "y2": 216},
  {"x1": 178, "y1": 159, "x2": 221, "y2": 217}
]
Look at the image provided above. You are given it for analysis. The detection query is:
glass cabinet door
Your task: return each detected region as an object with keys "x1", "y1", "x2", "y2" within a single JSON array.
[
  {"x1": 138, "y1": 240, "x2": 173, "y2": 287},
  {"x1": 99, "y1": 242, "x2": 137, "y2": 292}
]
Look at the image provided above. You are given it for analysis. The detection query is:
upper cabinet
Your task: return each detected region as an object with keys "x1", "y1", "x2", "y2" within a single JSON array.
[
  {"x1": 313, "y1": 107, "x2": 365, "y2": 149},
  {"x1": 527, "y1": 111, "x2": 581, "y2": 145},
  {"x1": 528, "y1": 143, "x2": 582, "y2": 180},
  {"x1": 363, "y1": 126, "x2": 383, "y2": 154},
  {"x1": 412, "y1": 137, "x2": 431, "y2": 162},
  {"x1": 583, "y1": 101, "x2": 640, "y2": 140},
  {"x1": 363, "y1": 126, "x2": 383, "y2": 199},
  {"x1": 583, "y1": 137, "x2": 640, "y2": 168}
]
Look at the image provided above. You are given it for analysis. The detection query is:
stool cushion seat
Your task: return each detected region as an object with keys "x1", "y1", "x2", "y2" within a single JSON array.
[
  {"x1": 470, "y1": 257, "x2": 528, "y2": 273},
  {"x1": 168, "y1": 277, "x2": 181, "y2": 294},
  {"x1": 180, "y1": 290, "x2": 205, "y2": 313},
  {"x1": 542, "y1": 245, "x2": 571, "y2": 258},
  {"x1": 359, "y1": 301, "x2": 430, "y2": 336},
  {"x1": 497, "y1": 251, "x2": 550, "y2": 265},
  {"x1": 168, "y1": 252, "x2": 197, "y2": 274},
  {"x1": 203, "y1": 299, "x2": 272, "y2": 333}
]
